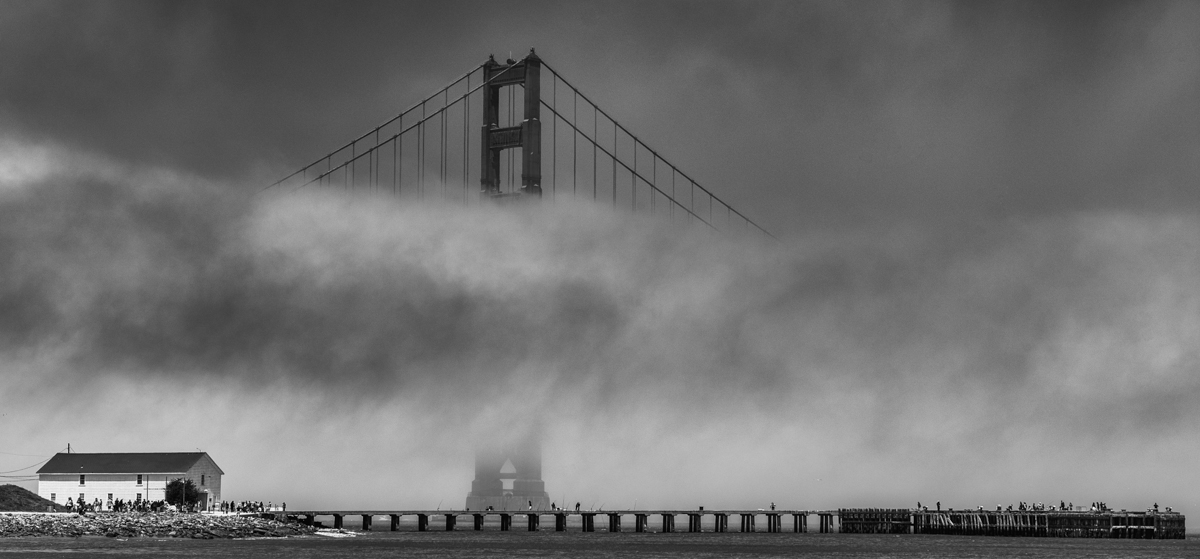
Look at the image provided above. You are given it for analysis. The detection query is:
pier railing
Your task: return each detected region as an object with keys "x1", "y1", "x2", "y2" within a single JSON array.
[{"x1": 910, "y1": 509, "x2": 1185, "y2": 539}]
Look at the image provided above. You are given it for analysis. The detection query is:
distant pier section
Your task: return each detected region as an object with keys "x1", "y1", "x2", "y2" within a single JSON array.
[{"x1": 274, "y1": 507, "x2": 1185, "y2": 539}]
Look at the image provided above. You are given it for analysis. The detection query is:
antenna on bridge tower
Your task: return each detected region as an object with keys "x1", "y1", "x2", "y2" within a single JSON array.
[{"x1": 481, "y1": 48, "x2": 541, "y2": 200}]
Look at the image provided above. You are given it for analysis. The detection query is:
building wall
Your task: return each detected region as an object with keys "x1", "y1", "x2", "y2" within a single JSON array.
[
  {"x1": 38, "y1": 473, "x2": 174, "y2": 505},
  {"x1": 185, "y1": 455, "x2": 222, "y2": 506}
]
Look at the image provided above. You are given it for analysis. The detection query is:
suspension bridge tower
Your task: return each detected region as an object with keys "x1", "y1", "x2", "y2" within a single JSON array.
[
  {"x1": 480, "y1": 50, "x2": 541, "y2": 199},
  {"x1": 466, "y1": 50, "x2": 551, "y2": 511}
]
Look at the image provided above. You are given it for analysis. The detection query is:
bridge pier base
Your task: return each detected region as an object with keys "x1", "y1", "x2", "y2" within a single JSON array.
[
  {"x1": 527, "y1": 514, "x2": 539, "y2": 531},
  {"x1": 417, "y1": 514, "x2": 428, "y2": 532},
  {"x1": 445, "y1": 514, "x2": 456, "y2": 531},
  {"x1": 333, "y1": 514, "x2": 343, "y2": 530},
  {"x1": 635, "y1": 514, "x2": 648, "y2": 532},
  {"x1": 390, "y1": 515, "x2": 399, "y2": 531},
  {"x1": 661, "y1": 514, "x2": 675, "y2": 533},
  {"x1": 500, "y1": 514, "x2": 511, "y2": 531},
  {"x1": 714, "y1": 513, "x2": 728, "y2": 532},
  {"x1": 473, "y1": 514, "x2": 484, "y2": 530},
  {"x1": 555, "y1": 513, "x2": 566, "y2": 531},
  {"x1": 608, "y1": 513, "x2": 621, "y2": 532},
  {"x1": 582, "y1": 513, "x2": 595, "y2": 532},
  {"x1": 361, "y1": 515, "x2": 372, "y2": 531}
]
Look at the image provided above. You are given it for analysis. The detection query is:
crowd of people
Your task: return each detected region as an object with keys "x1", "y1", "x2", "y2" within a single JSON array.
[
  {"x1": 63, "y1": 496, "x2": 170, "y2": 514},
  {"x1": 58, "y1": 496, "x2": 291, "y2": 515},
  {"x1": 220, "y1": 500, "x2": 285, "y2": 514},
  {"x1": 915, "y1": 500, "x2": 1172, "y2": 513}
]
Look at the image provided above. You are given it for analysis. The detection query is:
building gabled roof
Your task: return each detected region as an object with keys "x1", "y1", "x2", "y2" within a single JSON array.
[{"x1": 36, "y1": 452, "x2": 223, "y2": 475}]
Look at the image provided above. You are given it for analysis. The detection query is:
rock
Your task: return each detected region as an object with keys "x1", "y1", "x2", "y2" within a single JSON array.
[{"x1": 0, "y1": 512, "x2": 317, "y2": 539}]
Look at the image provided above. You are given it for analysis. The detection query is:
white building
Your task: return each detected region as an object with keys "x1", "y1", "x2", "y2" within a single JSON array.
[{"x1": 37, "y1": 452, "x2": 223, "y2": 509}]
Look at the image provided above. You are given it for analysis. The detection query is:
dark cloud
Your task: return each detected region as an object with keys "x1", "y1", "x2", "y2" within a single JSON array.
[{"x1": 3, "y1": 1, "x2": 1197, "y2": 235}]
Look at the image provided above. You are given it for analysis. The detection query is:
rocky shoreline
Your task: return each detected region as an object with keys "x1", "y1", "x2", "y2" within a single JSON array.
[{"x1": 0, "y1": 512, "x2": 316, "y2": 539}]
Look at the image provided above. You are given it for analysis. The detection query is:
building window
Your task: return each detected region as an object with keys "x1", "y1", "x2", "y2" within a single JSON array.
[
  {"x1": 50, "y1": 493, "x2": 55, "y2": 502},
  {"x1": 79, "y1": 475, "x2": 85, "y2": 485},
  {"x1": 137, "y1": 474, "x2": 143, "y2": 485},
  {"x1": 137, "y1": 493, "x2": 142, "y2": 501},
  {"x1": 79, "y1": 493, "x2": 84, "y2": 502},
  {"x1": 107, "y1": 493, "x2": 113, "y2": 501},
  {"x1": 201, "y1": 474, "x2": 205, "y2": 486}
]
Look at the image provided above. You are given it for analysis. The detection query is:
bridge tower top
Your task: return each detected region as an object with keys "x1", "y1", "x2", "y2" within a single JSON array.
[{"x1": 480, "y1": 49, "x2": 542, "y2": 199}]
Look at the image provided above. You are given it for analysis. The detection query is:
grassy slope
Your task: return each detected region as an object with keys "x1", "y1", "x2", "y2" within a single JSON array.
[{"x1": 0, "y1": 484, "x2": 67, "y2": 512}]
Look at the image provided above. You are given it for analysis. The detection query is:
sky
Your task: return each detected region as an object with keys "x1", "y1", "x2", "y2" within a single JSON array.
[{"x1": 1, "y1": 0, "x2": 1198, "y2": 514}]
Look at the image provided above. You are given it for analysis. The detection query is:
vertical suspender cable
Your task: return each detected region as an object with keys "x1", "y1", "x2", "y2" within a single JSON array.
[
  {"x1": 418, "y1": 103, "x2": 424, "y2": 198},
  {"x1": 573, "y1": 90, "x2": 577, "y2": 197},
  {"x1": 509, "y1": 87, "x2": 514, "y2": 192},
  {"x1": 464, "y1": 72, "x2": 470, "y2": 205},
  {"x1": 403, "y1": 115, "x2": 408, "y2": 199},
  {"x1": 593, "y1": 105, "x2": 597, "y2": 202},
  {"x1": 670, "y1": 168, "x2": 675, "y2": 219},
  {"x1": 443, "y1": 88, "x2": 449, "y2": 199},
  {"x1": 552, "y1": 73, "x2": 556, "y2": 202},
  {"x1": 651, "y1": 156, "x2": 656, "y2": 214}
]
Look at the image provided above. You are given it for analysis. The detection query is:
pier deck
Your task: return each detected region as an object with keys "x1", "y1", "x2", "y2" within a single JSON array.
[{"x1": 273, "y1": 508, "x2": 1185, "y2": 538}]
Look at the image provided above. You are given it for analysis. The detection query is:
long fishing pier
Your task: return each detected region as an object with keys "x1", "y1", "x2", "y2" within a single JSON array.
[{"x1": 273, "y1": 508, "x2": 1184, "y2": 539}]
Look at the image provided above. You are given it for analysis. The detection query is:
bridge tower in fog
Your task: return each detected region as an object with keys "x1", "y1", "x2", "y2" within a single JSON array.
[
  {"x1": 465, "y1": 427, "x2": 549, "y2": 511},
  {"x1": 266, "y1": 49, "x2": 775, "y2": 510}
]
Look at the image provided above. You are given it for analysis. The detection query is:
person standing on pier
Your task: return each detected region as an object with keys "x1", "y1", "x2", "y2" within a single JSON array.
[{"x1": 575, "y1": 502, "x2": 581, "y2": 512}]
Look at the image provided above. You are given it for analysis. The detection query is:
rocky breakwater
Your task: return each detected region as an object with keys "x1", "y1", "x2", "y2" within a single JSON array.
[{"x1": 0, "y1": 512, "x2": 317, "y2": 539}]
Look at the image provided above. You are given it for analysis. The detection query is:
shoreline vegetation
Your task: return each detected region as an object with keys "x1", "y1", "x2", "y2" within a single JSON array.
[{"x1": 0, "y1": 511, "x2": 317, "y2": 539}]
